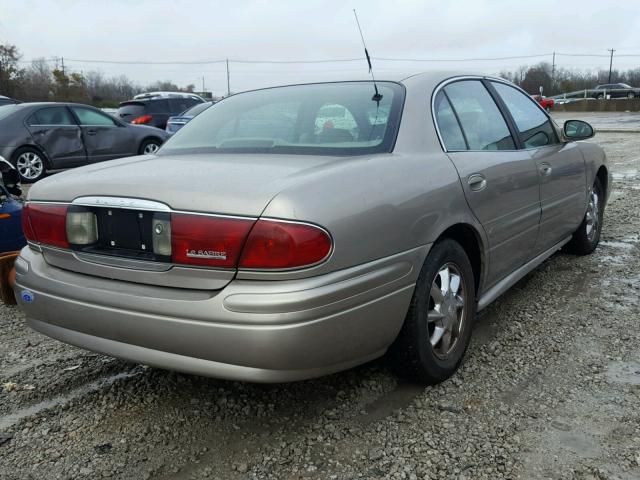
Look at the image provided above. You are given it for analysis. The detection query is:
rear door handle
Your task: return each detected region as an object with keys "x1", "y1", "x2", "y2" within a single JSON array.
[
  {"x1": 467, "y1": 173, "x2": 487, "y2": 191},
  {"x1": 540, "y1": 163, "x2": 552, "y2": 176},
  {"x1": 86, "y1": 129, "x2": 97, "y2": 136}
]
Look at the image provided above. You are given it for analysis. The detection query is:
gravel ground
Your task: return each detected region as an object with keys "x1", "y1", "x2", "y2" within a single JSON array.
[{"x1": 1, "y1": 130, "x2": 639, "y2": 480}]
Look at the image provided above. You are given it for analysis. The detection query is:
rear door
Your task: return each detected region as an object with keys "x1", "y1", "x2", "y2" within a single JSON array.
[
  {"x1": 435, "y1": 80, "x2": 541, "y2": 287},
  {"x1": 70, "y1": 106, "x2": 137, "y2": 162},
  {"x1": 489, "y1": 81, "x2": 586, "y2": 253},
  {"x1": 26, "y1": 106, "x2": 86, "y2": 168}
]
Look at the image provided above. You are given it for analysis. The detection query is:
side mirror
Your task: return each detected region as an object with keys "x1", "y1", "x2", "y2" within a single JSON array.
[{"x1": 564, "y1": 120, "x2": 594, "y2": 141}]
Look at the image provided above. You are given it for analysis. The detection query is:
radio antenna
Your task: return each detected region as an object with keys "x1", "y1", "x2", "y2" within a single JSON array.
[{"x1": 353, "y1": 9, "x2": 382, "y2": 103}]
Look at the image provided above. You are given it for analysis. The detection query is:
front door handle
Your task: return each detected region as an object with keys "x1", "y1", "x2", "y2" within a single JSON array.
[
  {"x1": 467, "y1": 173, "x2": 487, "y2": 191},
  {"x1": 540, "y1": 163, "x2": 552, "y2": 176},
  {"x1": 86, "y1": 129, "x2": 97, "y2": 136}
]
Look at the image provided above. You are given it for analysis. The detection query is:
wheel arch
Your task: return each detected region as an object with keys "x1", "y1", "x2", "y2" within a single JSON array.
[
  {"x1": 596, "y1": 165, "x2": 608, "y2": 199},
  {"x1": 435, "y1": 223, "x2": 486, "y2": 297},
  {"x1": 11, "y1": 144, "x2": 52, "y2": 168},
  {"x1": 139, "y1": 135, "x2": 163, "y2": 148}
]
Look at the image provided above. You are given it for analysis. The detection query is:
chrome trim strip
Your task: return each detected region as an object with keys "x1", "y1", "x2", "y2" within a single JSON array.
[
  {"x1": 72, "y1": 196, "x2": 171, "y2": 212},
  {"x1": 28, "y1": 198, "x2": 258, "y2": 221}
]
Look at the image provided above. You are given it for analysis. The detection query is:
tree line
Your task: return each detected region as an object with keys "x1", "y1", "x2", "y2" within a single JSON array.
[
  {"x1": 2, "y1": 42, "x2": 640, "y2": 104},
  {"x1": 0, "y1": 43, "x2": 196, "y2": 107},
  {"x1": 500, "y1": 62, "x2": 640, "y2": 97}
]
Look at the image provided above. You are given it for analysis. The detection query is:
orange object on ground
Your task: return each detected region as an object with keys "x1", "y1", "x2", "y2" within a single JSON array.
[{"x1": 0, "y1": 251, "x2": 19, "y2": 304}]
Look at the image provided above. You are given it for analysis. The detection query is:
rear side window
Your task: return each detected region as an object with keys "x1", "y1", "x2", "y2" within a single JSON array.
[
  {"x1": 434, "y1": 91, "x2": 467, "y2": 150},
  {"x1": 443, "y1": 80, "x2": 515, "y2": 151},
  {"x1": 71, "y1": 107, "x2": 117, "y2": 126},
  {"x1": 27, "y1": 107, "x2": 75, "y2": 126},
  {"x1": 491, "y1": 82, "x2": 558, "y2": 149}
]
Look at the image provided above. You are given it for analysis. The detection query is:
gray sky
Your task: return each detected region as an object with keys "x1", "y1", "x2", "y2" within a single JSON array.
[{"x1": 1, "y1": 0, "x2": 639, "y2": 95}]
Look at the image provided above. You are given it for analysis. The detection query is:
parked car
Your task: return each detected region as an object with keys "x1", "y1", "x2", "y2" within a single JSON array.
[
  {"x1": 0, "y1": 102, "x2": 168, "y2": 182},
  {"x1": 117, "y1": 96, "x2": 204, "y2": 130},
  {"x1": 0, "y1": 95, "x2": 18, "y2": 106},
  {"x1": 531, "y1": 94, "x2": 555, "y2": 111},
  {"x1": 592, "y1": 83, "x2": 640, "y2": 99},
  {"x1": 165, "y1": 101, "x2": 215, "y2": 135},
  {"x1": 14, "y1": 74, "x2": 610, "y2": 384}
]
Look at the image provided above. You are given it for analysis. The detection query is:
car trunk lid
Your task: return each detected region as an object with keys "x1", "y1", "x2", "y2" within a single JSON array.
[{"x1": 27, "y1": 153, "x2": 341, "y2": 289}]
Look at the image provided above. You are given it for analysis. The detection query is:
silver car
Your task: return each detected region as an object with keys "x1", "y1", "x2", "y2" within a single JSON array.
[{"x1": 14, "y1": 73, "x2": 610, "y2": 384}]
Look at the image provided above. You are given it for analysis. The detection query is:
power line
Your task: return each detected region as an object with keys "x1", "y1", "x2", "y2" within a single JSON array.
[{"x1": 15, "y1": 51, "x2": 640, "y2": 66}]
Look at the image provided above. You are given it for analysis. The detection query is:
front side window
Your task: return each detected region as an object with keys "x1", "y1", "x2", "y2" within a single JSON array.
[
  {"x1": 28, "y1": 107, "x2": 75, "y2": 126},
  {"x1": 161, "y1": 82, "x2": 404, "y2": 156},
  {"x1": 433, "y1": 91, "x2": 467, "y2": 151},
  {"x1": 443, "y1": 80, "x2": 515, "y2": 151},
  {"x1": 491, "y1": 82, "x2": 558, "y2": 149},
  {"x1": 71, "y1": 107, "x2": 117, "y2": 126}
]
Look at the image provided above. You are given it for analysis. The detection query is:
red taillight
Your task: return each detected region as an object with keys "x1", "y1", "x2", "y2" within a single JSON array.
[
  {"x1": 239, "y1": 219, "x2": 332, "y2": 269},
  {"x1": 171, "y1": 214, "x2": 254, "y2": 268},
  {"x1": 131, "y1": 114, "x2": 153, "y2": 125},
  {"x1": 22, "y1": 203, "x2": 69, "y2": 248}
]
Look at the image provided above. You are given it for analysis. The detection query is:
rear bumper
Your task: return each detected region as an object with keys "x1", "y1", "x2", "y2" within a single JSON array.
[{"x1": 14, "y1": 246, "x2": 426, "y2": 382}]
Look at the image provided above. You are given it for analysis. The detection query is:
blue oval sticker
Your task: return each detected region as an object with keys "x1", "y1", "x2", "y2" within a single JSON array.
[{"x1": 21, "y1": 290, "x2": 35, "y2": 303}]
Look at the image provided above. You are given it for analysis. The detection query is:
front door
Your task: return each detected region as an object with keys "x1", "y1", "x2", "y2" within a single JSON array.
[
  {"x1": 70, "y1": 106, "x2": 136, "y2": 162},
  {"x1": 435, "y1": 80, "x2": 541, "y2": 288},
  {"x1": 26, "y1": 106, "x2": 85, "y2": 168},
  {"x1": 489, "y1": 81, "x2": 587, "y2": 253}
]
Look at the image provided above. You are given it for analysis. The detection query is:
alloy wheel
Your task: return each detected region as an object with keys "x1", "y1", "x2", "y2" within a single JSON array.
[
  {"x1": 143, "y1": 142, "x2": 160, "y2": 155},
  {"x1": 16, "y1": 152, "x2": 44, "y2": 181},
  {"x1": 585, "y1": 188, "x2": 600, "y2": 241},
  {"x1": 427, "y1": 262, "x2": 466, "y2": 358}
]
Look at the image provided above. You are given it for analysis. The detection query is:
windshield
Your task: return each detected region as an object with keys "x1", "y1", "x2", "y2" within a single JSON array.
[{"x1": 160, "y1": 81, "x2": 404, "y2": 156}]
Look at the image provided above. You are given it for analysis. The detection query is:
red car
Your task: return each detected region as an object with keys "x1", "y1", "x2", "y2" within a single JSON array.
[{"x1": 531, "y1": 94, "x2": 555, "y2": 111}]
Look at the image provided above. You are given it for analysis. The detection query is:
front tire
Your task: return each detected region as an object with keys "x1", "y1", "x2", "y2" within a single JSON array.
[
  {"x1": 628, "y1": 92, "x2": 635, "y2": 99},
  {"x1": 12, "y1": 147, "x2": 47, "y2": 183},
  {"x1": 139, "y1": 138, "x2": 161, "y2": 155},
  {"x1": 565, "y1": 177, "x2": 604, "y2": 255},
  {"x1": 390, "y1": 239, "x2": 476, "y2": 384}
]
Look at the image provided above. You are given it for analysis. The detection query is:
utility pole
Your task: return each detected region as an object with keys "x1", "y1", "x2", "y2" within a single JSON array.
[
  {"x1": 607, "y1": 49, "x2": 615, "y2": 83},
  {"x1": 202, "y1": 76, "x2": 205, "y2": 93},
  {"x1": 226, "y1": 58, "x2": 231, "y2": 96},
  {"x1": 61, "y1": 57, "x2": 65, "y2": 76},
  {"x1": 551, "y1": 51, "x2": 556, "y2": 94}
]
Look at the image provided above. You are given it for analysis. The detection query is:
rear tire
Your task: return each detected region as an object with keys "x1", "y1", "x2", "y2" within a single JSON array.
[
  {"x1": 628, "y1": 92, "x2": 635, "y2": 99},
  {"x1": 565, "y1": 177, "x2": 604, "y2": 255},
  {"x1": 390, "y1": 239, "x2": 476, "y2": 384},
  {"x1": 12, "y1": 147, "x2": 47, "y2": 183},
  {"x1": 139, "y1": 138, "x2": 161, "y2": 155}
]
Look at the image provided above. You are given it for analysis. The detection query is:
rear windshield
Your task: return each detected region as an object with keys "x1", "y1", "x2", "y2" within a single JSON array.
[
  {"x1": 160, "y1": 81, "x2": 404, "y2": 156},
  {"x1": 0, "y1": 104, "x2": 21, "y2": 121},
  {"x1": 117, "y1": 103, "x2": 145, "y2": 121}
]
